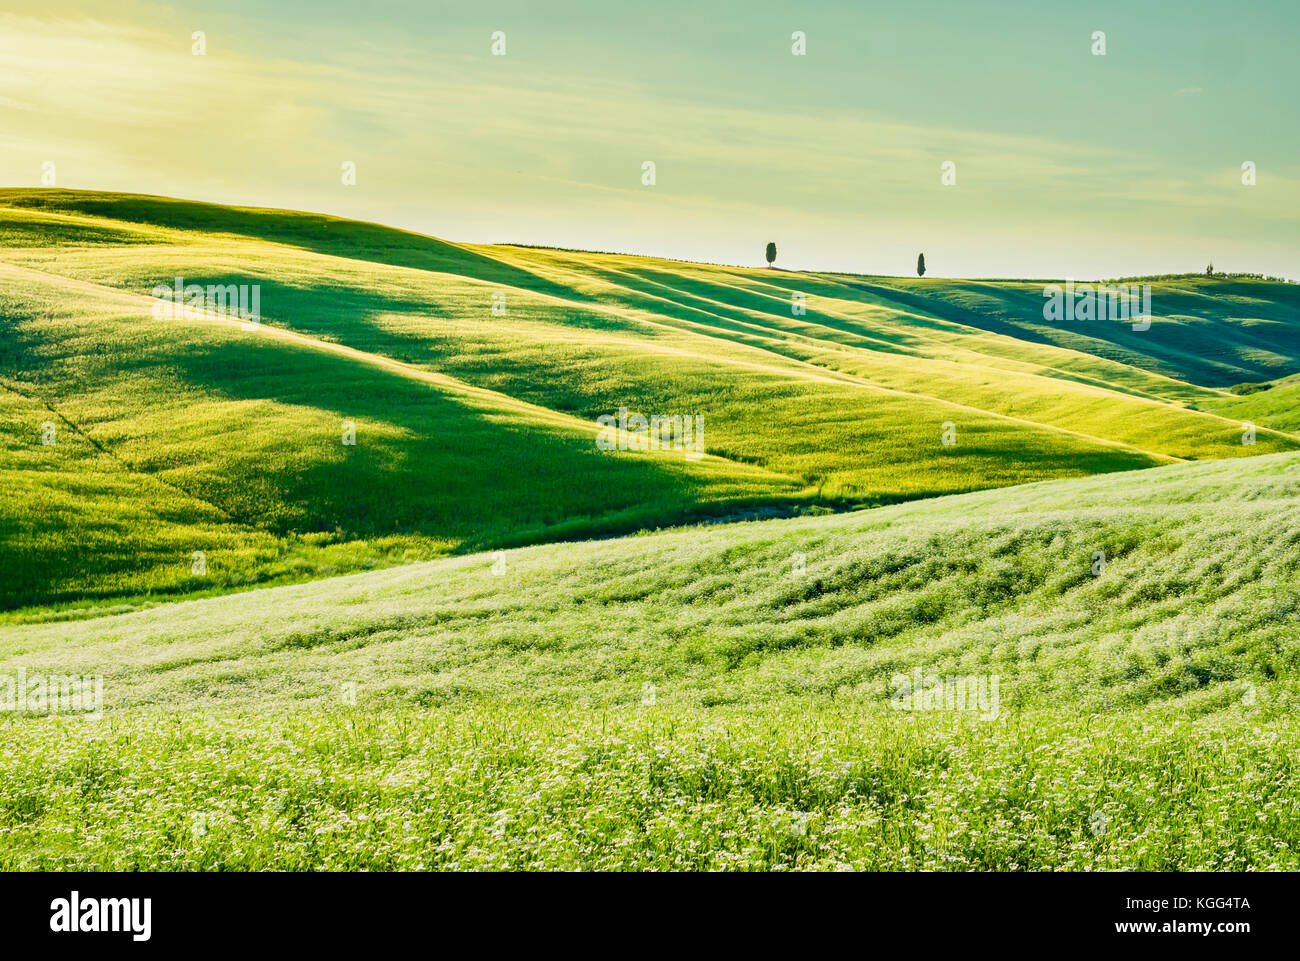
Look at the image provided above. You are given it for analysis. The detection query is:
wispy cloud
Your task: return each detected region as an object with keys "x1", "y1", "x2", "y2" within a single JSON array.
[{"x1": 1, "y1": 10, "x2": 1296, "y2": 279}]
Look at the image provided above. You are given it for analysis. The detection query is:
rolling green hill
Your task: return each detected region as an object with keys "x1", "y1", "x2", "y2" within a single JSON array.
[
  {"x1": 1207, "y1": 376, "x2": 1300, "y2": 433},
  {"x1": 3, "y1": 190, "x2": 1299, "y2": 871},
  {"x1": 2, "y1": 451, "x2": 1298, "y2": 869},
  {"x1": 4, "y1": 189, "x2": 1300, "y2": 614}
]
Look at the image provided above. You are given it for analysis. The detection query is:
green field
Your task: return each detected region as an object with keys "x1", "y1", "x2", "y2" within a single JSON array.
[
  {"x1": 2, "y1": 452, "x2": 1299, "y2": 869},
  {"x1": 3, "y1": 191, "x2": 1300, "y2": 871},
  {"x1": 4, "y1": 190, "x2": 1299, "y2": 614}
]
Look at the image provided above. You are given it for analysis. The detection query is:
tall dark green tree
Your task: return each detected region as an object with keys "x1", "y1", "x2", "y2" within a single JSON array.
[
  {"x1": 765, "y1": 242, "x2": 776, "y2": 267},
  {"x1": 917, "y1": 253, "x2": 926, "y2": 277}
]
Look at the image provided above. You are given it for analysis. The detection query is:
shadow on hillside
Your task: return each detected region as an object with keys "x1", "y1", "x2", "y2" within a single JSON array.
[
  {"x1": 560, "y1": 258, "x2": 915, "y2": 359},
  {"x1": 839, "y1": 280, "x2": 1300, "y2": 389},
  {"x1": 160, "y1": 336, "x2": 796, "y2": 548},
  {"x1": 0, "y1": 190, "x2": 578, "y2": 300},
  {"x1": 130, "y1": 273, "x2": 653, "y2": 416}
]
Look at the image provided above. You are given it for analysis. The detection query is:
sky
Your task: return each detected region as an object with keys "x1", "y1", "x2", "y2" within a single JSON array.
[{"x1": 1, "y1": 0, "x2": 1296, "y2": 278}]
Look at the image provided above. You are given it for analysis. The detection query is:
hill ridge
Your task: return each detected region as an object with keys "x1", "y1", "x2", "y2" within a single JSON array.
[{"x1": 4, "y1": 188, "x2": 1300, "y2": 613}]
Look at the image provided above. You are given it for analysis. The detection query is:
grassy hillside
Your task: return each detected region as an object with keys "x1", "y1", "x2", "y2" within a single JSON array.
[
  {"x1": 1207, "y1": 376, "x2": 1300, "y2": 433},
  {"x1": 2, "y1": 452, "x2": 1298, "y2": 869},
  {"x1": 4, "y1": 189, "x2": 1300, "y2": 614}
]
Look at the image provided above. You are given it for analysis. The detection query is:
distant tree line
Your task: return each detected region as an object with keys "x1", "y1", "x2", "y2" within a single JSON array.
[
  {"x1": 755, "y1": 247, "x2": 1293, "y2": 284},
  {"x1": 1102, "y1": 272, "x2": 1297, "y2": 284}
]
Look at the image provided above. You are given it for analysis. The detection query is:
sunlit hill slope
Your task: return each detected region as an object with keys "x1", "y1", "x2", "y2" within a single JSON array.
[{"x1": 3, "y1": 189, "x2": 1299, "y2": 612}]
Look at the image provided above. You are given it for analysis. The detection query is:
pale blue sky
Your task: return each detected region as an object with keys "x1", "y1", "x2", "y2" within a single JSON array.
[{"x1": 2, "y1": 0, "x2": 1296, "y2": 277}]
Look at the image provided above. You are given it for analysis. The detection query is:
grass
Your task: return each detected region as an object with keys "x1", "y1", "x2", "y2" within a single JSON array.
[
  {"x1": 4, "y1": 190, "x2": 1300, "y2": 871},
  {"x1": 3, "y1": 189, "x2": 1300, "y2": 612},
  {"x1": 2, "y1": 452, "x2": 1299, "y2": 869},
  {"x1": 1208, "y1": 376, "x2": 1300, "y2": 432},
  {"x1": 3, "y1": 709, "x2": 1295, "y2": 871}
]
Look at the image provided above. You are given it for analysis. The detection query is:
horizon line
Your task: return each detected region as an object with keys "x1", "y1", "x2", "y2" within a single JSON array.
[{"x1": 4, "y1": 185, "x2": 1297, "y2": 286}]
